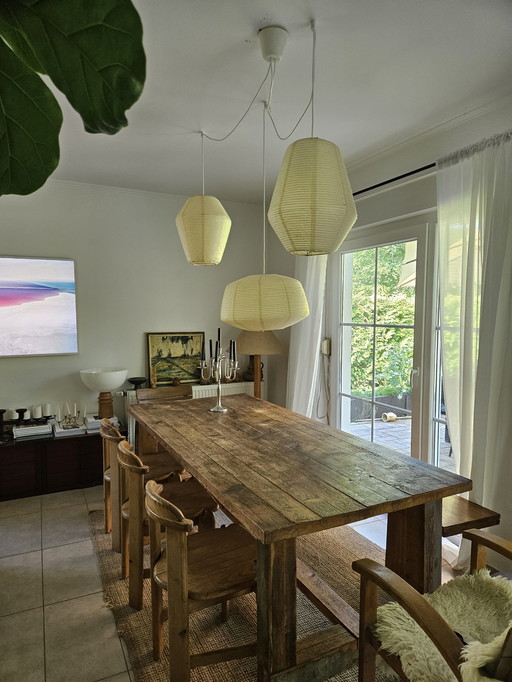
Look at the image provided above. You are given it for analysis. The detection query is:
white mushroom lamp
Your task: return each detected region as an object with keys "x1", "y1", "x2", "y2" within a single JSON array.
[{"x1": 80, "y1": 368, "x2": 128, "y2": 419}]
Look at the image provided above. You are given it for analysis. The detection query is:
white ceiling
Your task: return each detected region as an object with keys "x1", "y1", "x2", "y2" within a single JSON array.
[{"x1": 52, "y1": 0, "x2": 512, "y2": 204}]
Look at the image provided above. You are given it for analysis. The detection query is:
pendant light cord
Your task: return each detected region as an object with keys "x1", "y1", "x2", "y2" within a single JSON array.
[
  {"x1": 203, "y1": 63, "x2": 272, "y2": 142},
  {"x1": 265, "y1": 21, "x2": 316, "y2": 141},
  {"x1": 201, "y1": 131, "x2": 205, "y2": 195},
  {"x1": 202, "y1": 22, "x2": 317, "y2": 145},
  {"x1": 262, "y1": 102, "x2": 267, "y2": 274}
]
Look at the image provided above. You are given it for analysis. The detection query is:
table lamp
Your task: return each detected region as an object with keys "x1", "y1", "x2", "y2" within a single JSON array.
[
  {"x1": 236, "y1": 331, "x2": 283, "y2": 399},
  {"x1": 80, "y1": 368, "x2": 128, "y2": 419}
]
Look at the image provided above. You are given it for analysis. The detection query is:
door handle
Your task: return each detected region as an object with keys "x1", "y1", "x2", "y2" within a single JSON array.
[{"x1": 410, "y1": 367, "x2": 419, "y2": 389}]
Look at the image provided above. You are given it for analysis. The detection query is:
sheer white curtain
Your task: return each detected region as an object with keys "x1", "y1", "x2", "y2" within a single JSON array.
[
  {"x1": 286, "y1": 255, "x2": 328, "y2": 418},
  {"x1": 438, "y1": 130, "x2": 512, "y2": 569}
]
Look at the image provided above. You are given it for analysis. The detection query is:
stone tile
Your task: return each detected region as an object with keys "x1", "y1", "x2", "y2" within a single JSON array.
[
  {"x1": 119, "y1": 635, "x2": 133, "y2": 671},
  {"x1": 45, "y1": 592, "x2": 127, "y2": 682},
  {"x1": 41, "y1": 489, "x2": 86, "y2": 511},
  {"x1": 43, "y1": 539, "x2": 102, "y2": 604},
  {"x1": 352, "y1": 520, "x2": 387, "y2": 549},
  {"x1": 99, "y1": 674, "x2": 132, "y2": 682},
  {"x1": 83, "y1": 485, "x2": 104, "y2": 511},
  {"x1": 0, "y1": 607, "x2": 44, "y2": 681},
  {"x1": 0, "y1": 550, "x2": 43, "y2": 616},
  {"x1": 0, "y1": 512, "x2": 41, "y2": 558},
  {"x1": 0, "y1": 495, "x2": 41, "y2": 519},
  {"x1": 42, "y1": 503, "x2": 91, "y2": 549}
]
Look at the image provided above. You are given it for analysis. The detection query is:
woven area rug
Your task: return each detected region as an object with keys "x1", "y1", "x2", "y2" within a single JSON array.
[{"x1": 89, "y1": 509, "x2": 389, "y2": 681}]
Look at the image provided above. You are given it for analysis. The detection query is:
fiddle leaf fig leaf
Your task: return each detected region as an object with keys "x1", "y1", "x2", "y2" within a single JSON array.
[
  {"x1": 0, "y1": 0, "x2": 146, "y2": 134},
  {"x1": 0, "y1": 37, "x2": 62, "y2": 196}
]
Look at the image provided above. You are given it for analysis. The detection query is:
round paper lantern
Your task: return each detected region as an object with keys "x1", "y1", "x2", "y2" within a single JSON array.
[
  {"x1": 176, "y1": 195, "x2": 231, "y2": 265},
  {"x1": 268, "y1": 137, "x2": 357, "y2": 255},
  {"x1": 220, "y1": 274, "x2": 309, "y2": 331}
]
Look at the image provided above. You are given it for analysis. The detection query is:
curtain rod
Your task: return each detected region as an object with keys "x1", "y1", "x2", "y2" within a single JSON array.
[{"x1": 352, "y1": 162, "x2": 436, "y2": 197}]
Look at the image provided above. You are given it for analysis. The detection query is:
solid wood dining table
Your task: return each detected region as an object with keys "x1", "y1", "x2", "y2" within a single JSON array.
[{"x1": 129, "y1": 393, "x2": 471, "y2": 681}]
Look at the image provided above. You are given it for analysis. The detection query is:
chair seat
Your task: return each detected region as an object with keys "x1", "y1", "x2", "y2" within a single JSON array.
[
  {"x1": 154, "y1": 523, "x2": 257, "y2": 601},
  {"x1": 104, "y1": 467, "x2": 111, "y2": 483},
  {"x1": 139, "y1": 451, "x2": 183, "y2": 481},
  {"x1": 121, "y1": 476, "x2": 218, "y2": 522},
  {"x1": 375, "y1": 570, "x2": 512, "y2": 681}
]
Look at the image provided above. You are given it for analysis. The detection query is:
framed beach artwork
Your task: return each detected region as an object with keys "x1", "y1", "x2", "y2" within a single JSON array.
[
  {"x1": 146, "y1": 332, "x2": 204, "y2": 387},
  {"x1": 0, "y1": 256, "x2": 78, "y2": 357}
]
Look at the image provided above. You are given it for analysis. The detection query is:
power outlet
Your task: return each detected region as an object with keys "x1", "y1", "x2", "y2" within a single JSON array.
[{"x1": 321, "y1": 338, "x2": 331, "y2": 356}]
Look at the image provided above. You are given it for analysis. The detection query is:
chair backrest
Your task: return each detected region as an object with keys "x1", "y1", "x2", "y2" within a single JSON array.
[
  {"x1": 145, "y1": 479, "x2": 194, "y2": 533},
  {"x1": 99, "y1": 418, "x2": 125, "y2": 469},
  {"x1": 136, "y1": 385, "x2": 192, "y2": 403},
  {"x1": 117, "y1": 440, "x2": 149, "y2": 510}
]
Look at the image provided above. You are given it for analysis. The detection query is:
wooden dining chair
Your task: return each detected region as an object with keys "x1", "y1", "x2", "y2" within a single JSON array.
[
  {"x1": 145, "y1": 479, "x2": 257, "y2": 679},
  {"x1": 353, "y1": 529, "x2": 512, "y2": 682},
  {"x1": 99, "y1": 419, "x2": 126, "y2": 544},
  {"x1": 117, "y1": 440, "x2": 219, "y2": 610}
]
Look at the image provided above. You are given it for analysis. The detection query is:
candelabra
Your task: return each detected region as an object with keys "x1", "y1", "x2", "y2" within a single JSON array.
[
  {"x1": 200, "y1": 346, "x2": 238, "y2": 413},
  {"x1": 59, "y1": 411, "x2": 82, "y2": 430}
]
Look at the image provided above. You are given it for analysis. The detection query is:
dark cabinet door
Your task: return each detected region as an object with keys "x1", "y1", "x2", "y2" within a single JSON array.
[{"x1": 0, "y1": 434, "x2": 103, "y2": 500}]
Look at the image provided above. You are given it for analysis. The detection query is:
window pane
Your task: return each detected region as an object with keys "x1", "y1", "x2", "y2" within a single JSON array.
[
  {"x1": 373, "y1": 407, "x2": 411, "y2": 455},
  {"x1": 343, "y1": 325, "x2": 374, "y2": 397},
  {"x1": 350, "y1": 249, "x2": 375, "y2": 324},
  {"x1": 373, "y1": 327, "x2": 413, "y2": 406},
  {"x1": 340, "y1": 395, "x2": 373, "y2": 439},
  {"x1": 376, "y1": 242, "x2": 416, "y2": 326}
]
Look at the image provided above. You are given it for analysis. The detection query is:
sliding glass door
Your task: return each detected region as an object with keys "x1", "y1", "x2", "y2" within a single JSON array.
[{"x1": 329, "y1": 216, "x2": 436, "y2": 462}]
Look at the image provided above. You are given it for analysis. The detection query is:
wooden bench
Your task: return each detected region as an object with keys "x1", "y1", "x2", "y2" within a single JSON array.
[{"x1": 442, "y1": 495, "x2": 500, "y2": 537}]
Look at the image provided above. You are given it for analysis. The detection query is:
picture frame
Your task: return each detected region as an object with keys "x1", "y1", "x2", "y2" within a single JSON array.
[
  {"x1": 0, "y1": 256, "x2": 78, "y2": 357},
  {"x1": 146, "y1": 332, "x2": 204, "y2": 387}
]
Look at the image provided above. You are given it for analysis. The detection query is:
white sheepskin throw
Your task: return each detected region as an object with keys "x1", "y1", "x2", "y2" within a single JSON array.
[{"x1": 374, "y1": 569, "x2": 512, "y2": 682}]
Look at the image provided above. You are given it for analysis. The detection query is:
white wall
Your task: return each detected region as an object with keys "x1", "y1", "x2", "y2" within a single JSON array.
[{"x1": 0, "y1": 180, "x2": 261, "y2": 418}]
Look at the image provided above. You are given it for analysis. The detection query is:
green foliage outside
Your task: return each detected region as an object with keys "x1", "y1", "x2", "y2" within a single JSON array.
[{"x1": 347, "y1": 243, "x2": 416, "y2": 399}]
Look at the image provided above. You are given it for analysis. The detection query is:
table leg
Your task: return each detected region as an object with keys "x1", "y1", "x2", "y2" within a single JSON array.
[
  {"x1": 257, "y1": 538, "x2": 297, "y2": 681},
  {"x1": 386, "y1": 499, "x2": 442, "y2": 593}
]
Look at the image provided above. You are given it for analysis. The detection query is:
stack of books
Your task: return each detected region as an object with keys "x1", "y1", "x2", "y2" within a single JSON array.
[
  {"x1": 12, "y1": 423, "x2": 53, "y2": 439},
  {"x1": 84, "y1": 415, "x2": 119, "y2": 433}
]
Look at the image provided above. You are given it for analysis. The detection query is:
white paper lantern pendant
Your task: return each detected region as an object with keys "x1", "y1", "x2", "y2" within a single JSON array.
[
  {"x1": 176, "y1": 195, "x2": 231, "y2": 266},
  {"x1": 268, "y1": 137, "x2": 357, "y2": 256}
]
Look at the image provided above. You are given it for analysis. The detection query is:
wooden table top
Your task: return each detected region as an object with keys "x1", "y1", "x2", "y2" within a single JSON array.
[{"x1": 129, "y1": 393, "x2": 471, "y2": 544}]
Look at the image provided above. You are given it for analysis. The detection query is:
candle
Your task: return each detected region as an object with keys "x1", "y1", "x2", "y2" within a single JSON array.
[
  {"x1": 65, "y1": 402, "x2": 71, "y2": 416},
  {"x1": 209, "y1": 339, "x2": 213, "y2": 359},
  {"x1": 201, "y1": 340, "x2": 205, "y2": 361},
  {"x1": 73, "y1": 403, "x2": 77, "y2": 417},
  {"x1": 43, "y1": 403, "x2": 52, "y2": 417},
  {"x1": 56, "y1": 405, "x2": 61, "y2": 421},
  {"x1": 33, "y1": 405, "x2": 42, "y2": 419},
  {"x1": 233, "y1": 340, "x2": 237, "y2": 363},
  {"x1": 229, "y1": 339, "x2": 233, "y2": 360},
  {"x1": 215, "y1": 340, "x2": 219, "y2": 361},
  {"x1": 217, "y1": 327, "x2": 221, "y2": 348}
]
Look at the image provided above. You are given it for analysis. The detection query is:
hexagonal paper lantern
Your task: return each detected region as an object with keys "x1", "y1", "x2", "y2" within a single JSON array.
[
  {"x1": 268, "y1": 137, "x2": 357, "y2": 255},
  {"x1": 176, "y1": 195, "x2": 231, "y2": 265}
]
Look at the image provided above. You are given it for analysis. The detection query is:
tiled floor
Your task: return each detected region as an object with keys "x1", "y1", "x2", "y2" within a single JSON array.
[
  {"x1": 0, "y1": 485, "x2": 458, "y2": 682},
  {"x1": 0, "y1": 486, "x2": 134, "y2": 682}
]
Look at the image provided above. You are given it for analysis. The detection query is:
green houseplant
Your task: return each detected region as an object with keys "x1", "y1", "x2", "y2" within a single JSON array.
[{"x1": 0, "y1": 0, "x2": 146, "y2": 196}]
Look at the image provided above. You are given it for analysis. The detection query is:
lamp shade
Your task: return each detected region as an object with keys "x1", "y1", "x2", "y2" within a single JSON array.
[
  {"x1": 220, "y1": 274, "x2": 309, "y2": 331},
  {"x1": 268, "y1": 137, "x2": 357, "y2": 255},
  {"x1": 176, "y1": 195, "x2": 231, "y2": 265},
  {"x1": 236, "y1": 330, "x2": 284, "y2": 355}
]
